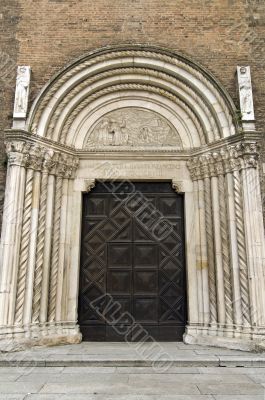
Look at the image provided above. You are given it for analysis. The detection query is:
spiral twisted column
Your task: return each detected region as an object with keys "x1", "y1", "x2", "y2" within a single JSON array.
[
  {"x1": 48, "y1": 175, "x2": 63, "y2": 323},
  {"x1": 14, "y1": 168, "x2": 34, "y2": 324},
  {"x1": 233, "y1": 168, "x2": 250, "y2": 326},
  {"x1": 216, "y1": 159, "x2": 233, "y2": 327},
  {"x1": 32, "y1": 150, "x2": 55, "y2": 323}
]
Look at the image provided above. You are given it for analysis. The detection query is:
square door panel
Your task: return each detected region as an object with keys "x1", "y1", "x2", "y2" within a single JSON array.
[
  {"x1": 108, "y1": 243, "x2": 132, "y2": 268},
  {"x1": 134, "y1": 244, "x2": 158, "y2": 268},
  {"x1": 159, "y1": 196, "x2": 182, "y2": 217},
  {"x1": 105, "y1": 297, "x2": 131, "y2": 323},
  {"x1": 134, "y1": 271, "x2": 157, "y2": 294},
  {"x1": 134, "y1": 298, "x2": 157, "y2": 322},
  {"x1": 86, "y1": 197, "x2": 106, "y2": 216},
  {"x1": 107, "y1": 270, "x2": 132, "y2": 294}
]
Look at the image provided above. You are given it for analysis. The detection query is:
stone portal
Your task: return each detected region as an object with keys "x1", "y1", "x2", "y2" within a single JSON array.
[{"x1": 0, "y1": 46, "x2": 264, "y2": 351}]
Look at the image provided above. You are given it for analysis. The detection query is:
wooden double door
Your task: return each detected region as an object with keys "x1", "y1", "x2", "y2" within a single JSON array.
[{"x1": 79, "y1": 182, "x2": 186, "y2": 341}]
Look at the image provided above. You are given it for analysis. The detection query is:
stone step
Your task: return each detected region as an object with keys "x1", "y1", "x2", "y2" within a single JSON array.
[{"x1": 1, "y1": 355, "x2": 265, "y2": 368}]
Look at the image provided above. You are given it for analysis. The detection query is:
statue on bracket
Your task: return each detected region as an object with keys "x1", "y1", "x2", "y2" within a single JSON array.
[{"x1": 84, "y1": 108, "x2": 182, "y2": 149}]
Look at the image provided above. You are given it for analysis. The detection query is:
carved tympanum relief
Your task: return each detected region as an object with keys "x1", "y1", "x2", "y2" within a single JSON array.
[{"x1": 84, "y1": 108, "x2": 182, "y2": 149}]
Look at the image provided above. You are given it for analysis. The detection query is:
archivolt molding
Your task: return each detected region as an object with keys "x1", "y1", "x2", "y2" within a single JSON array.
[
  {"x1": 43, "y1": 67, "x2": 220, "y2": 143},
  {"x1": 26, "y1": 47, "x2": 237, "y2": 148}
]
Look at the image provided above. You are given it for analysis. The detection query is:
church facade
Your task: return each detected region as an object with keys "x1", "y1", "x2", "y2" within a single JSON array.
[{"x1": 0, "y1": 1, "x2": 265, "y2": 351}]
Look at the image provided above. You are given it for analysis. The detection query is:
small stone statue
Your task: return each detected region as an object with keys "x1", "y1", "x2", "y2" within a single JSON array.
[
  {"x1": 237, "y1": 66, "x2": 255, "y2": 121},
  {"x1": 13, "y1": 66, "x2": 31, "y2": 118}
]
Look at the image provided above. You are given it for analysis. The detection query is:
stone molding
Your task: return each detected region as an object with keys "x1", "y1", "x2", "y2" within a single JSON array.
[
  {"x1": 25, "y1": 46, "x2": 237, "y2": 147},
  {"x1": 187, "y1": 141, "x2": 260, "y2": 180}
]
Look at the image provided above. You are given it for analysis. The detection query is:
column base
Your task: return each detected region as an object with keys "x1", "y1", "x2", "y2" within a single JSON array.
[
  {"x1": 0, "y1": 322, "x2": 82, "y2": 352},
  {"x1": 184, "y1": 324, "x2": 265, "y2": 352}
]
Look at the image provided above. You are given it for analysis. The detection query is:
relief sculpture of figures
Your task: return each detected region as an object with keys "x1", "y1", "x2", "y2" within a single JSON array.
[
  {"x1": 13, "y1": 66, "x2": 31, "y2": 119},
  {"x1": 85, "y1": 108, "x2": 182, "y2": 148},
  {"x1": 237, "y1": 66, "x2": 255, "y2": 121}
]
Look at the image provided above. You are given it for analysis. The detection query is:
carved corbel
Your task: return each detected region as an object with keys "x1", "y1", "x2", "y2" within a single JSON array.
[
  {"x1": 84, "y1": 179, "x2": 96, "y2": 192},
  {"x1": 172, "y1": 179, "x2": 182, "y2": 193}
]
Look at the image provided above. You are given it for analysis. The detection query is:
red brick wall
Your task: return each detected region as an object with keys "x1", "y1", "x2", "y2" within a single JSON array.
[
  {"x1": 0, "y1": 0, "x2": 20, "y2": 227},
  {"x1": 1, "y1": 0, "x2": 265, "y2": 224}
]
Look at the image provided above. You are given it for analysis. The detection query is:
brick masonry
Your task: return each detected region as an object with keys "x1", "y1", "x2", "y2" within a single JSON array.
[{"x1": 0, "y1": 0, "x2": 265, "y2": 226}]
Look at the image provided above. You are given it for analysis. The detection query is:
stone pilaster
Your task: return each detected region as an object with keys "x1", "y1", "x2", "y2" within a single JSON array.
[
  {"x1": 0, "y1": 141, "x2": 28, "y2": 326},
  {"x1": 187, "y1": 140, "x2": 265, "y2": 340}
]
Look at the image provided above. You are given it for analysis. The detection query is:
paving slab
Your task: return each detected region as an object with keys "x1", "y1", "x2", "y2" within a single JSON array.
[
  {"x1": 18, "y1": 372, "x2": 129, "y2": 384},
  {"x1": 128, "y1": 372, "x2": 253, "y2": 384},
  {"x1": 198, "y1": 383, "x2": 264, "y2": 395},
  {"x1": 0, "y1": 382, "x2": 43, "y2": 394},
  {"x1": 40, "y1": 380, "x2": 201, "y2": 395},
  {"x1": 116, "y1": 366, "x2": 200, "y2": 374}
]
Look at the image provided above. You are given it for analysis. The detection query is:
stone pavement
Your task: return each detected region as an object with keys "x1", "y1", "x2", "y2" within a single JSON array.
[{"x1": 0, "y1": 342, "x2": 264, "y2": 399}]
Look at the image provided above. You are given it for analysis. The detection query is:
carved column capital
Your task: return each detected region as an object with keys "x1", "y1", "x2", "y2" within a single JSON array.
[
  {"x1": 212, "y1": 152, "x2": 224, "y2": 176},
  {"x1": 187, "y1": 157, "x2": 201, "y2": 181},
  {"x1": 42, "y1": 149, "x2": 56, "y2": 174},
  {"x1": 54, "y1": 153, "x2": 79, "y2": 178},
  {"x1": 188, "y1": 141, "x2": 260, "y2": 180},
  {"x1": 237, "y1": 142, "x2": 260, "y2": 169},
  {"x1": 26, "y1": 144, "x2": 46, "y2": 171},
  {"x1": 5, "y1": 140, "x2": 30, "y2": 167}
]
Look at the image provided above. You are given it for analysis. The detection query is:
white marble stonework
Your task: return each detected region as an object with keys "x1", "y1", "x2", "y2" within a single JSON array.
[
  {"x1": 13, "y1": 66, "x2": 31, "y2": 123},
  {"x1": 0, "y1": 46, "x2": 265, "y2": 351}
]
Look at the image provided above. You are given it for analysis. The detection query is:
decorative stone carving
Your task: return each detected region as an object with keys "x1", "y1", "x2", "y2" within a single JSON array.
[
  {"x1": 84, "y1": 108, "x2": 182, "y2": 149},
  {"x1": 187, "y1": 141, "x2": 260, "y2": 180},
  {"x1": 85, "y1": 179, "x2": 96, "y2": 192},
  {"x1": 172, "y1": 180, "x2": 182, "y2": 193},
  {"x1": 5, "y1": 141, "x2": 30, "y2": 167},
  {"x1": 13, "y1": 66, "x2": 31, "y2": 119},
  {"x1": 237, "y1": 66, "x2": 255, "y2": 121}
]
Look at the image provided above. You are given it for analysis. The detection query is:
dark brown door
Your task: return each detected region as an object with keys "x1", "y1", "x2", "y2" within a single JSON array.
[{"x1": 79, "y1": 181, "x2": 186, "y2": 341}]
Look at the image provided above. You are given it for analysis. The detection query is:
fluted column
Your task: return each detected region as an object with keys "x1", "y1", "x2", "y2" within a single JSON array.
[
  {"x1": 0, "y1": 141, "x2": 28, "y2": 326},
  {"x1": 194, "y1": 180, "x2": 204, "y2": 323},
  {"x1": 48, "y1": 155, "x2": 79, "y2": 323},
  {"x1": 240, "y1": 143, "x2": 265, "y2": 327},
  {"x1": 187, "y1": 160, "x2": 212, "y2": 327}
]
